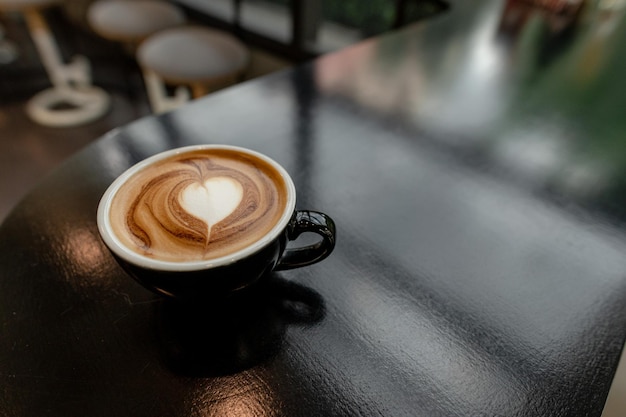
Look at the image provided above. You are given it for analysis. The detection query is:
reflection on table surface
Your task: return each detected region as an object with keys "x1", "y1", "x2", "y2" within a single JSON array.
[{"x1": 1, "y1": 0, "x2": 626, "y2": 416}]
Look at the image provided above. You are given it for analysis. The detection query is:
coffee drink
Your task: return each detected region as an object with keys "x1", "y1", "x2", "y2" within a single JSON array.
[
  {"x1": 108, "y1": 148, "x2": 289, "y2": 262},
  {"x1": 98, "y1": 145, "x2": 335, "y2": 299}
]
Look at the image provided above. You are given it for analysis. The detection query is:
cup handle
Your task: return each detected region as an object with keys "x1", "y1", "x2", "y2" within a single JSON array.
[{"x1": 274, "y1": 210, "x2": 336, "y2": 271}]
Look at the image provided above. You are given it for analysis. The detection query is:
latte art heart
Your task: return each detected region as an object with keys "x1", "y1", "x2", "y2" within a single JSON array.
[
  {"x1": 108, "y1": 149, "x2": 287, "y2": 262},
  {"x1": 180, "y1": 177, "x2": 244, "y2": 242}
]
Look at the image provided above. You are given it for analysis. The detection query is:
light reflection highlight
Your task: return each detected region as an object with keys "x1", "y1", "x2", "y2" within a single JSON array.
[
  {"x1": 66, "y1": 229, "x2": 104, "y2": 272},
  {"x1": 333, "y1": 255, "x2": 528, "y2": 414},
  {"x1": 493, "y1": 128, "x2": 569, "y2": 186},
  {"x1": 193, "y1": 376, "x2": 279, "y2": 417}
]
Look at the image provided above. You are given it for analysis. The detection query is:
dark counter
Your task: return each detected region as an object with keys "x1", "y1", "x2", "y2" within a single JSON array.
[{"x1": 1, "y1": 0, "x2": 625, "y2": 415}]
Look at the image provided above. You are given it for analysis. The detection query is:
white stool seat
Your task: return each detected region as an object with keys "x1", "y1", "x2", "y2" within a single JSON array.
[
  {"x1": 87, "y1": 0, "x2": 185, "y2": 44},
  {"x1": 137, "y1": 26, "x2": 249, "y2": 85},
  {"x1": 136, "y1": 26, "x2": 249, "y2": 113}
]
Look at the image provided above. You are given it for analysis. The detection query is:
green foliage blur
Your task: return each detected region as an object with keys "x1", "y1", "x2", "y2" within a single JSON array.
[
  {"x1": 323, "y1": 0, "x2": 396, "y2": 36},
  {"x1": 260, "y1": 0, "x2": 446, "y2": 37}
]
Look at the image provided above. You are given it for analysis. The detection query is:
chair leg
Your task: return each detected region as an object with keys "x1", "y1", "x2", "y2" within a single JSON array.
[
  {"x1": 20, "y1": 8, "x2": 110, "y2": 127},
  {"x1": 23, "y1": 8, "x2": 90, "y2": 88},
  {"x1": 142, "y1": 68, "x2": 190, "y2": 114}
]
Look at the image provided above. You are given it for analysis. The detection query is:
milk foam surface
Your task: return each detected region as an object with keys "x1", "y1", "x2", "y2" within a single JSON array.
[
  {"x1": 108, "y1": 149, "x2": 287, "y2": 262},
  {"x1": 180, "y1": 177, "x2": 244, "y2": 237}
]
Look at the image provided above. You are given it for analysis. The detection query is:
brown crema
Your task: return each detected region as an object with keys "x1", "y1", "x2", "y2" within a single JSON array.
[{"x1": 109, "y1": 149, "x2": 288, "y2": 262}]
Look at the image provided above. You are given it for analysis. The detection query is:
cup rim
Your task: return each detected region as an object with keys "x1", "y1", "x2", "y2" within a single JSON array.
[{"x1": 97, "y1": 144, "x2": 297, "y2": 272}]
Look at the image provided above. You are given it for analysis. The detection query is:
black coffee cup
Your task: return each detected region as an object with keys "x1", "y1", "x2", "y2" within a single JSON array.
[{"x1": 96, "y1": 145, "x2": 336, "y2": 299}]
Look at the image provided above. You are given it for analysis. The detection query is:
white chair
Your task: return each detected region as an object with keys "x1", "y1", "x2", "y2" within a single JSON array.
[
  {"x1": 87, "y1": 0, "x2": 187, "y2": 113},
  {"x1": 136, "y1": 26, "x2": 250, "y2": 113},
  {"x1": 87, "y1": 0, "x2": 185, "y2": 48},
  {"x1": 0, "y1": 0, "x2": 110, "y2": 127}
]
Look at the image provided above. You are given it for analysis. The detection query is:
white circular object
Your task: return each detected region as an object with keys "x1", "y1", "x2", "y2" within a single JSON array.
[
  {"x1": 26, "y1": 86, "x2": 110, "y2": 127},
  {"x1": 137, "y1": 26, "x2": 249, "y2": 84},
  {"x1": 87, "y1": 0, "x2": 185, "y2": 43},
  {"x1": 97, "y1": 145, "x2": 297, "y2": 272}
]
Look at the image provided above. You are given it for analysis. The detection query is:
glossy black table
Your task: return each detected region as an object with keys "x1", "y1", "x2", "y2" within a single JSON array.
[{"x1": 2, "y1": 1, "x2": 626, "y2": 415}]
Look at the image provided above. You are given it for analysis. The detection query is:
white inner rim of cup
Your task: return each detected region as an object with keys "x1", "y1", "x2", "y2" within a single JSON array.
[{"x1": 97, "y1": 145, "x2": 297, "y2": 271}]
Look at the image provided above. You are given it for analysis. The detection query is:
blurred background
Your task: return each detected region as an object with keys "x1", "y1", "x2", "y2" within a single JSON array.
[{"x1": 0, "y1": 0, "x2": 447, "y2": 223}]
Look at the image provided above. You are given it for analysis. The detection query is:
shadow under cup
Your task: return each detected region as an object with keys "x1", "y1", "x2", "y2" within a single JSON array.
[{"x1": 96, "y1": 145, "x2": 336, "y2": 300}]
